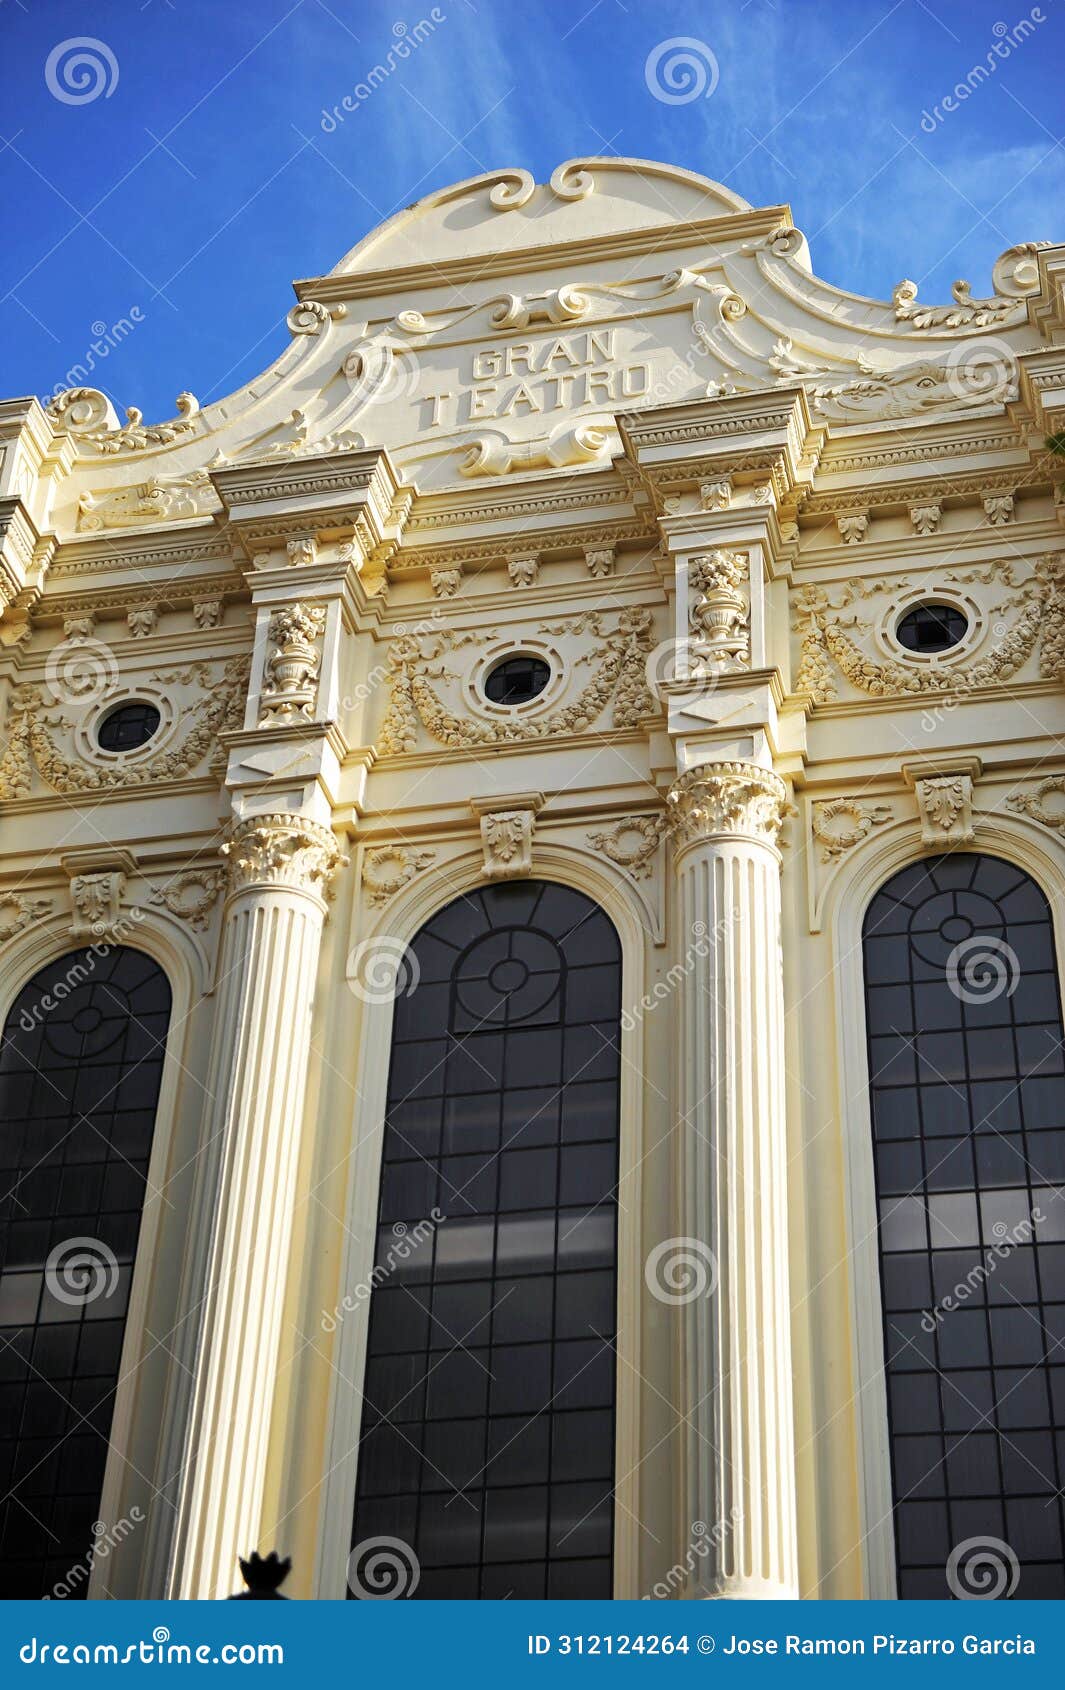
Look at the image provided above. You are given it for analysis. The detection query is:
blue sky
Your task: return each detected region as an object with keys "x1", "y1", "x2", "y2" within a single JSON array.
[{"x1": 1, "y1": 0, "x2": 1062, "y2": 420}]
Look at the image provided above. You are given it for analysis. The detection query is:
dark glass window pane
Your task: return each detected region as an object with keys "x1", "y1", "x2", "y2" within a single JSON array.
[
  {"x1": 483, "y1": 657, "x2": 551, "y2": 706},
  {"x1": 95, "y1": 702, "x2": 161, "y2": 751},
  {"x1": 352, "y1": 883, "x2": 620, "y2": 1598},
  {"x1": 864, "y1": 854, "x2": 1065, "y2": 1598},
  {"x1": 0, "y1": 947, "x2": 170, "y2": 1598}
]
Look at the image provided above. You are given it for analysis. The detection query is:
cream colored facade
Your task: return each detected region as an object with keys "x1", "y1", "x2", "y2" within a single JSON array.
[{"x1": 1, "y1": 158, "x2": 1063, "y2": 1601}]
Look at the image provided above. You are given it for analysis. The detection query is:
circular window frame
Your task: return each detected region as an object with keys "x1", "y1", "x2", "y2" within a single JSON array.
[
  {"x1": 466, "y1": 639, "x2": 565, "y2": 721},
  {"x1": 77, "y1": 686, "x2": 176, "y2": 766},
  {"x1": 878, "y1": 587, "x2": 984, "y2": 668}
]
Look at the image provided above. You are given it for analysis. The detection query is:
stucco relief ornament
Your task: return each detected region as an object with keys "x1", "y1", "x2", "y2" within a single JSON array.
[
  {"x1": 150, "y1": 868, "x2": 226, "y2": 929},
  {"x1": 983, "y1": 493, "x2": 1015, "y2": 526},
  {"x1": 666, "y1": 763, "x2": 790, "y2": 850},
  {"x1": 287, "y1": 534, "x2": 318, "y2": 568},
  {"x1": 193, "y1": 600, "x2": 223, "y2": 630},
  {"x1": 47, "y1": 388, "x2": 200, "y2": 453},
  {"x1": 584, "y1": 548, "x2": 614, "y2": 580},
  {"x1": 891, "y1": 244, "x2": 1047, "y2": 329},
  {"x1": 837, "y1": 512, "x2": 869, "y2": 545},
  {"x1": 430, "y1": 569, "x2": 462, "y2": 599},
  {"x1": 688, "y1": 550, "x2": 749, "y2": 672},
  {"x1": 910, "y1": 503, "x2": 942, "y2": 537},
  {"x1": 362, "y1": 845, "x2": 436, "y2": 906},
  {"x1": 76, "y1": 469, "x2": 216, "y2": 532},
  {"x1": 700, "y1": 478, "x2": 732, "y2": 512},
  {"x1": 0, "y1": 656, "x2": 250, "y2": 799},
  {"x1": 258, "y1": 604, "x2": 327, "y2": 726},
  {"x1": 0, "y1": 892, "x2": 54, "y2": 942},
  {"x1": 811, "y1": 799, "x2": 893, "y2": 862},
  {"x1": 1007, "y1": 775, "x2": 1065, "y2": 832},
  {"x1": 472, "y1": 794, "x2": 544, "y2": 882},
  {"x1": 507, "y1": 553, "x2": 539, "y2": 588},
  {"x1": 70, "y1": 870, "x2": 126, "y2": 938},
  {"x1": 586, "y1": 816, "x2": 663, "y2": 880},
  {"x1": 221, "y1": 814, "x2": 347, "y2": 898},
  {"x1": 913, "y1": 774, "x2": 975, "y2": 847},
  {"x1": 128, "y1": 604, "x2": 158, "y2": 638}
]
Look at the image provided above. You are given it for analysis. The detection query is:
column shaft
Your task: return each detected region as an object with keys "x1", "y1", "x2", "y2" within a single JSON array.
[
  {"x1": 668, "y1": 762, "x2": 797, "y2": 1599},
  {"x1": 170, "y1": 814, "x2": 343, "y2": 1598}
]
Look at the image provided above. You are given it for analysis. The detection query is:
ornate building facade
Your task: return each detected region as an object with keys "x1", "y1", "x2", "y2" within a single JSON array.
[{"x1": 0, "y1": 159, "x2": 1064, "y2": 1602}]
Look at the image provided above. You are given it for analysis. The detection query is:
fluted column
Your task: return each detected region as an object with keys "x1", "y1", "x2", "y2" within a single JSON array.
[
  {"x1": 666, "y1": 762, "x2": 797, "y2": 1599},
  {"x1": 170, "y1": 812, "x2": 345, "y2": 1599}
]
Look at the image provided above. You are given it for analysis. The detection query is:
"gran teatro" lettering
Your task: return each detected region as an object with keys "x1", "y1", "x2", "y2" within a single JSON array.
[{"x1": 419, "y1": 329, "x2": 651, "y2": 428}]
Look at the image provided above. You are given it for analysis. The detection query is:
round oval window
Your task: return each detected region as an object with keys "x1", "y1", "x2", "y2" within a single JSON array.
[
  {"x1": 483, "y1": 655, "x2": 551, "y2": 706},
  {"x1": 895, "y1": 602, "x2": 968, "y2": 655},
  {"x1": 96, "y1": 701, "x2": 162, "y2": 752}
]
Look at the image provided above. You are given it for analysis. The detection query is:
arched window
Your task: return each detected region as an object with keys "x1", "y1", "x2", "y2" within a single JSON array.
[
  {"x1": 863, "y1": 854, "x2": 1065, "y2": 1599},
  {"x1": 0, "y1": 946, "x2": 171, "y2": 1598},
  {"x1": 350, "y1": 881, "x2": 622, "y2": 1599}
]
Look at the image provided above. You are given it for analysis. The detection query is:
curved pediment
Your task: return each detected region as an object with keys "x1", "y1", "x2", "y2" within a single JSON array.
[{"x1": 38, "y1": 157, "x2": 1058, "y2": 535}]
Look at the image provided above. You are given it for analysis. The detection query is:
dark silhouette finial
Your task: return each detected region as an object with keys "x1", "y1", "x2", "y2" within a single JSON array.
[{"x1": 230, "y1": 1550, "x2": 291, "y2": 1599}]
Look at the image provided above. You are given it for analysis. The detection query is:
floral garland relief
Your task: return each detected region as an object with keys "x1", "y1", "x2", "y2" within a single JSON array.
[
  {"x1": 0, "y1": 655, "x2": 250, "y2": 799},
  {"x1": 378, "y1": 609, "x2": 657, "y2": 754},
  {"x1": 792, "y1": 556, "x2": 1065, "y2": 705}
]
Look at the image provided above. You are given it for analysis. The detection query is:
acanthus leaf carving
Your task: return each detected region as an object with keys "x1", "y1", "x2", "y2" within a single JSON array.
[
  {"x1": 666, "y1": 762, "x2": 789, "y2": 849},
  {"x1": 221, "y1": 813, "x2": 347, "y2": 897}
]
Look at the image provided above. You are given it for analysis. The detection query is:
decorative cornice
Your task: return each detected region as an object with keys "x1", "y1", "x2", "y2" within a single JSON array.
[
  {"x1": 666, "y1": 761, "x2": 789, "y2": 849},
  {"x1": 221, "y1": 813, "x2": 347, "y2": 897}
]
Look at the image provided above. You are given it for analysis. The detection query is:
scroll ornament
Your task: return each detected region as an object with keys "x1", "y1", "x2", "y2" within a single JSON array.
[{"x1": 378, "y1": 609, "x2": 657, "y2": 755}]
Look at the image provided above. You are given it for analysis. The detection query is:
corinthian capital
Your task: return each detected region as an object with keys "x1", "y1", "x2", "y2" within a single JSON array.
[
  {"x1": 667, "y1": 762, "x2": 789, "y2": 849},
  {"x1": 221, "y1": 813, "x2": 347, "y2": 897}
]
